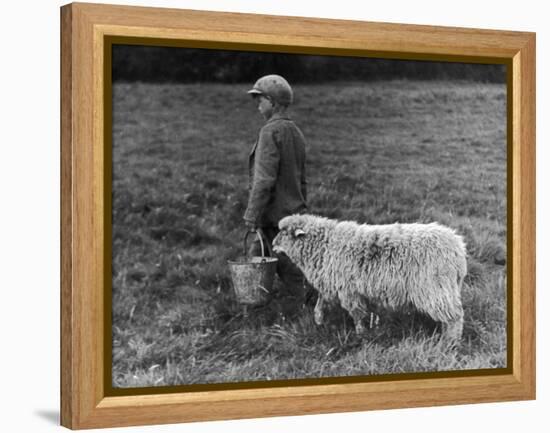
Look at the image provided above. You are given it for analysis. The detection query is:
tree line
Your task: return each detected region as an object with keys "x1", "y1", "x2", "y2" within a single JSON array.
[{"x1": 112, "y1": 45, "x2": 506, "y2": 83}]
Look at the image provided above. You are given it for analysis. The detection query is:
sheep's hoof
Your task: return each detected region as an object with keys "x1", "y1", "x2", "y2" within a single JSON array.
[
  {"x1": 354, "y1": 322, "x2": 366, "y2": 334},
  {"x1": 314, "y1": 310, "x2": 324, "y2": 326}
]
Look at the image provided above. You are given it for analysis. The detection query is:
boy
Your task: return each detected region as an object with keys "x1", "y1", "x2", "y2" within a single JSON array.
[{"x1": 244, "y1": 74, "x2": 308, "y2": 305}]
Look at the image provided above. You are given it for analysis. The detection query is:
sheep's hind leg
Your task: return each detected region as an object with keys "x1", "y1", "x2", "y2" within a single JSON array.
[
  {"x1": 441, "y1": 315, "x2": 464, "y2": 343},
  {"x1": 314, "y1": 295, "x2": 325, "y2": 326}
]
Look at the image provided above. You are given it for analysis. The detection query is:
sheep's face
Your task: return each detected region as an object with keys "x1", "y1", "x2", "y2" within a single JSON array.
[
  {"x1": 272, "y1": 215, "x2": 312, "y2": 267},
  {"x1": 273, "y1": 227, "x2": 306, "y2": 260}
]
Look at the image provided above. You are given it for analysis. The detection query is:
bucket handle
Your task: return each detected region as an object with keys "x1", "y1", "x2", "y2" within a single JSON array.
[{"x1": 243, "y1": 228, "x2": 274, "y2": 259}]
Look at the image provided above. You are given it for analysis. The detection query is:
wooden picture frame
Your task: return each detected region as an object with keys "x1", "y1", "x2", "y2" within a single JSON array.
[{"x1": 61, "y1": 2, "x2": 535, "y2": 429}]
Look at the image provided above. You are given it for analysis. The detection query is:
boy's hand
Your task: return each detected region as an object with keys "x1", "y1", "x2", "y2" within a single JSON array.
[{"x1": 244, "y1": 219, "x2": 257, "y2": 231}]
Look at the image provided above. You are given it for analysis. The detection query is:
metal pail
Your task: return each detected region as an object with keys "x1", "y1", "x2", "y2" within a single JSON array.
[{"x1": 227, "y1": 229, "x2": 278, "y2": 305}]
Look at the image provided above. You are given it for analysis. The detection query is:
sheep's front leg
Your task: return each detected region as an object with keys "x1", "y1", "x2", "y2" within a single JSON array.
[
  {"x1": 350, "y1": 309, "x2": 367, "y2": 334},
  {"x1": 340, "y1": 293, "x2": 368, "y2": 334},
  {"x1": 314, "y1": 295, "x2": 325, "y2": 326}
]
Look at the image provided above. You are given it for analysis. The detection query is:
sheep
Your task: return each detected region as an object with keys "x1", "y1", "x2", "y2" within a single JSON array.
[{"x1": 272, "y1": 214, "x2": 467, "y2": 342}]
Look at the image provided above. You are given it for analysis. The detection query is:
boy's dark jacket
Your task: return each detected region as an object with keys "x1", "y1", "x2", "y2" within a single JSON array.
[{"x1": 244, "y1": 113, "x2": 307, "y2": 227}]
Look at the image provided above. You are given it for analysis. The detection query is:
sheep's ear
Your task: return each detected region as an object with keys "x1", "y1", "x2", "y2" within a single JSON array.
[{"x1": 294, "y1": 228, "x2": 306, "y2": 237}]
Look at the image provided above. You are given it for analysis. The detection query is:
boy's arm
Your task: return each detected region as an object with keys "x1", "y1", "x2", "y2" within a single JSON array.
[{"x1": 244, "y1": 128, "x2": 280, "y2": 225}]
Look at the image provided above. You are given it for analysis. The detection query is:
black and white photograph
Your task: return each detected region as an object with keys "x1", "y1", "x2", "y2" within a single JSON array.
[
  {"x1": 110, "y1": 44, "x2": 508, "y2": 389},
  {"x1": 4, "y1": 0, "x2": 548, "y2": 431}
]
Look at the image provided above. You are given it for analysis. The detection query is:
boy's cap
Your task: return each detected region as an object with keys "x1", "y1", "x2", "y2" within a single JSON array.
[{"x1": 247, "y1": 74, "x2": 293, "y2": 106}]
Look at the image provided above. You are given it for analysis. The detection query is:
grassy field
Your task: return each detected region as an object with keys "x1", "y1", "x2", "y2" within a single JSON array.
[{"x1": 111, "y1": 80, "x2": 507, "y2": 388}]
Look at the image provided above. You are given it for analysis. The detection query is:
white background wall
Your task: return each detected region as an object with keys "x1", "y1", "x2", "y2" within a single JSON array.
[{"x1": 1, "y1": 0, "x2": 546, "y2": 431}]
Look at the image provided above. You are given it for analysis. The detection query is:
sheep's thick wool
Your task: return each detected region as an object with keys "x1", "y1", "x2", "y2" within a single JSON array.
[{"x1": 273, "y1": 214, "x2": 467, "y2": 341}]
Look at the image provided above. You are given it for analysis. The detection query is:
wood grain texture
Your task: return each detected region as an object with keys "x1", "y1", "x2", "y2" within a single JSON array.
[
  {"x1": 60, "y1": 2, "x2": 536, "y2": 429},
  {"x1": 74, "y1": 2, "x2": 530, "y2": 59},
  {"x1": 60, "y1": 4, "x2": 73, "y2": 429},
  {"x1": 517, "y1": 34, "x2": 536, "y2": 395}
]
